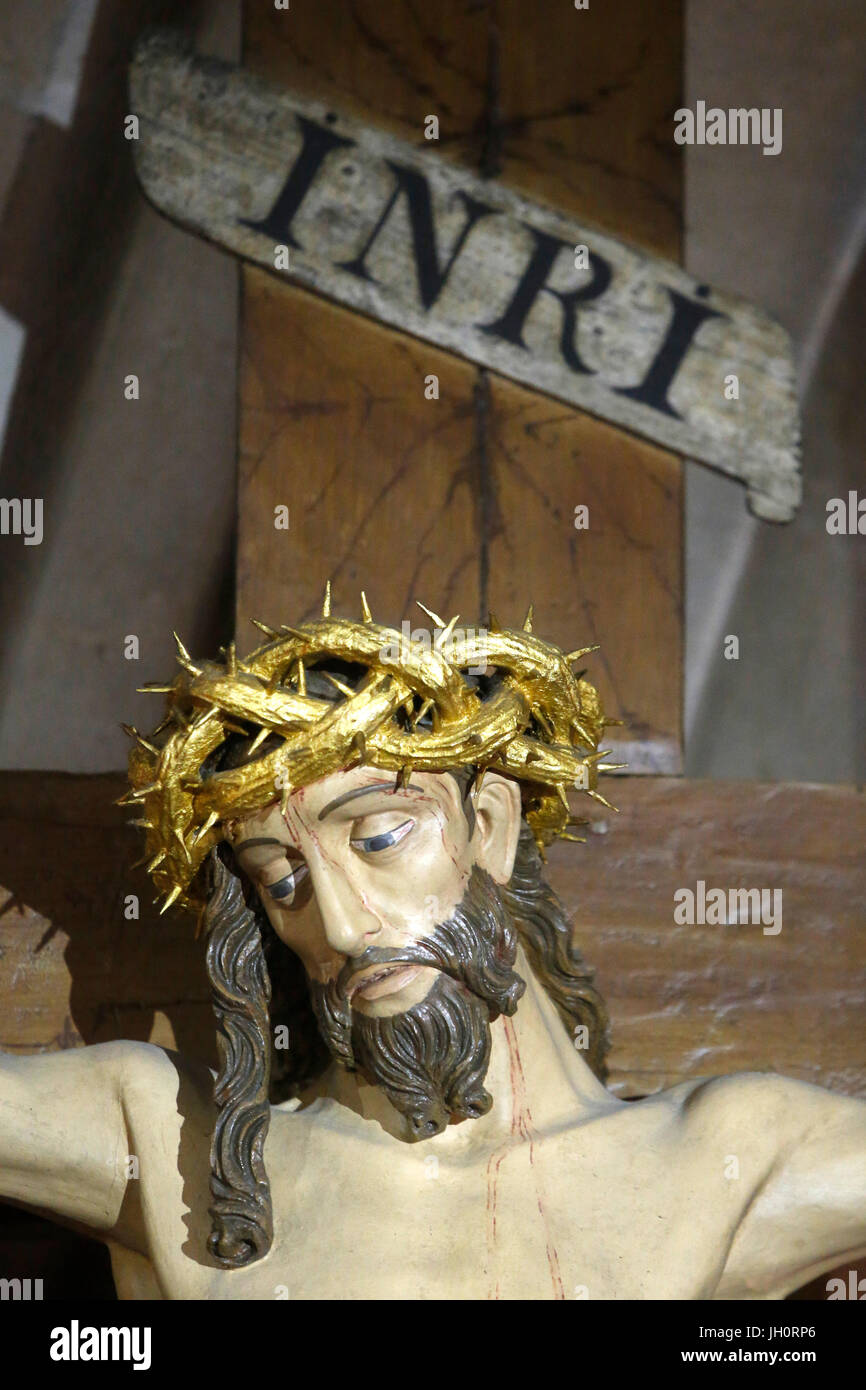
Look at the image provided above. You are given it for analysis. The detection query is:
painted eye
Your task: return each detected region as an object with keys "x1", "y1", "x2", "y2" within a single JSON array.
[
  {"x1": 351, "y1": 819, "x2": 414, "y2": 854},
  {"x1": 263, "y1": 864, "x2": 308, "y2": 904}
]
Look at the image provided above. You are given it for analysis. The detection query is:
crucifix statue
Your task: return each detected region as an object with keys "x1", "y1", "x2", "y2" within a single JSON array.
[
  {"x1": 2, "y1": 592, "x2": 862, "y2": 1299},
  {"x1": 1, "y1": 10, "x2": 862, "y2": 1309}
]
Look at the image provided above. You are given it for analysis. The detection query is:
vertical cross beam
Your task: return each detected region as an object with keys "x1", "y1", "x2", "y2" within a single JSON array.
[{"x1": 236, "y1": 0, "x2": 684, "y2": 772}]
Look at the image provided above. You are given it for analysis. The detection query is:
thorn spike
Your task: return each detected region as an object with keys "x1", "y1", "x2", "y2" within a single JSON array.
[
  {"x1": 193, "y1": 811, "x2": 220, "y2": 845},
  {"x1": 248, "y1": 727, "x2": 270, "y2": 756},
  {"x1": 416, "y1": 600, "x2": 446, "y2": 628},
  {"x1": 114, "y1": 789, "x2": 146, "y2": 806},
  {"x1": 323, "y1": 671, "x2": 355, "y2": 699},
  {"x1": 587, "y1": 790, "x2": 618, "y2": 811},
  {"x1": 124, "y1": 726, "x2": 160, "y2": 755},
  {"x1": 159, "y1": 885, "x2": 182, "y2": 915},
  {"x1": 322, "y1": 579, "x2": 332, "y2": 618},
  {"x1": 360, "y1": 591, "x2": 372, "y2": 623},
  {"x1": 532, "y1": 705, "x2": 554, "y2": 739},
  {"x1": 523, "y1": 604, "x2": 534, "y2": 633},
  {"x1": 412, "y1": 697, "x2": 434, "y2": 729},
  {"x1": 434, "y1": 613, "x2": 460, "y2": 650}
]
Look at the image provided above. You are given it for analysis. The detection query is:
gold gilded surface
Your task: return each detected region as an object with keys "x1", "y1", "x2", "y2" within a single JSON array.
[{"x1": 124, "y1": 589, "x2": 622, "y2": 920}]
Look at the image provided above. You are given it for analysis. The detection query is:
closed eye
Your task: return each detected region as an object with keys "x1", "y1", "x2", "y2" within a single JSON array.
[{"x1": 350, "y1": 819, "x2": 414, "y2": 854}]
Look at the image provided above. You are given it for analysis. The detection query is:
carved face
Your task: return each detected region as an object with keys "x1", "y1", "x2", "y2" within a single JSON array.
[
  {"x1": 224, "y1": 765, "x2": 521, "y2": 1021},
  {"x1": 222, "y1": 765, "x2": 526, "y2": 1135}
]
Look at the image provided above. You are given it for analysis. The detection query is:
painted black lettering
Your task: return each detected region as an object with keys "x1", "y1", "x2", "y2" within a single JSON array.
[
  {"x1": 614, "y1": 288, "x2": 724, "y2": 418},
  {"x1": 239, "y1": 115, "x2": 355, "y2": 248},
  {"x1": 338, "y1": 162, "x2": 495, "y2": 311},
  {"x1": 478, "y1": 226, "x2": 611, "y2": 374}
]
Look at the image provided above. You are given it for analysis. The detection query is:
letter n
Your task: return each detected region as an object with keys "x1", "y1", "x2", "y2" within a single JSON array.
[{"x1": 338, "y1": 163, "x2": 495, "y2": 310}]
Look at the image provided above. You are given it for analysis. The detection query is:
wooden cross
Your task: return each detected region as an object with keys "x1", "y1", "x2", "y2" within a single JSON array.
[{"x1": 0, "y1": 10, "x2": 861, "y2": 1304}]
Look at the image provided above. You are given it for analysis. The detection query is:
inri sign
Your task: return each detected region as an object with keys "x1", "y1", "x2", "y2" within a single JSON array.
[{"x1": 131, "y1": 32, "x2": 801, "y2": 521}]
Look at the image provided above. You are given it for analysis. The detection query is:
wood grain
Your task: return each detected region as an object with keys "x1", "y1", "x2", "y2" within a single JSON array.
[
  {"x1": 238, "y1": 280, "x2": 483, "y2": 628},
  {"x1": 554, "y1": 778, "x2": 866, "y2": 1098},
  {"x1": 0, "y1": 772, "x2": 215, "y2": 1066},
  {"x1": 236, "y1": 0, "x2": 686, "y2": 770},
  {"x1": 1, "y1": 772, "x2": 862, "y2": 1101},
  {"x1": 242, "y1": 0, "x2": 682, "y2": 255}
]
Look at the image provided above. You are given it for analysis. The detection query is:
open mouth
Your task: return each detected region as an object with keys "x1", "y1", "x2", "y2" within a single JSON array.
[{"x1": 348, "y1": 964, "x2": 421, "y2": 1002}]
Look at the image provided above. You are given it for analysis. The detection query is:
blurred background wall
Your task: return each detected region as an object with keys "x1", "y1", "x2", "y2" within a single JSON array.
[{"x1": 0, "y1": 0, "x2": 863, "y2": 779}]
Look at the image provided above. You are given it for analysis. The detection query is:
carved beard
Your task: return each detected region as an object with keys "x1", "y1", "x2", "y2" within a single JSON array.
[{"x1": 307, "y1": 865, "x2": 526, "y2": 1138}]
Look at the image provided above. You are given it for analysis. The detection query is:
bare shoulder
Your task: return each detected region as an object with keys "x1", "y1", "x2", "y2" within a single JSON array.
[
  {"x1": 676, "y1": 1069, "x2": 866, "y2": 1142},
  {"x1": 0, "y1": 1039, "x2": 211, "y2": 1237},
  {"x1": 673, "y1": 1071, "x2": 866, "y2": 1296},
  {"x1": 591, "y1": 1070, "x2": 819, "y2": 1134},
  {"x1": 608, "y1": 1069, "x2": 863, "y2": 1186},
  {"x1": 108, "y1": 1038, "x2": 214, "y2": 1093},
  {"x1": 110, "y1": 1040, "x2": 216, "y2": 1131},
  {"x1": 17, "y1": 1037, "x2": 217, "y2": 1122}
]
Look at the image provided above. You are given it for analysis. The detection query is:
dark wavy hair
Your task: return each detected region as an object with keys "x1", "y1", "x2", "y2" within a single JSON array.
[{"x1": 202, "y1": 797, "x2": 609, "y2": 1269}]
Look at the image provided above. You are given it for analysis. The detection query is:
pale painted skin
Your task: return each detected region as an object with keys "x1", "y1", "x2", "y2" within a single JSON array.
[{"x1": 1, "y1": 765, "x2": 865, "y2": 1300}]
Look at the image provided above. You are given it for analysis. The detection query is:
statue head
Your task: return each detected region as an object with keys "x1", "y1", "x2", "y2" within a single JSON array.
[{"x1": 124, "y1": 587, "x2": 620, "y2": 1268}]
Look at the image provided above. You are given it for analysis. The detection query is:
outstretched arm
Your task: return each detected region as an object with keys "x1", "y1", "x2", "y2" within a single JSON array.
[
  {"x1": 712, "y1": 1075, "x2": 866, "y2": 1298},
  {"x1": 0, "y1": 1042, "x2": 134, "y2": 1235}
]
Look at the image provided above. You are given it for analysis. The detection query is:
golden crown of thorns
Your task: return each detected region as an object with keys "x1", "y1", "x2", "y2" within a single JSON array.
[{"x1": 122, "y1": 584, "x2": 624, "y2": 921}]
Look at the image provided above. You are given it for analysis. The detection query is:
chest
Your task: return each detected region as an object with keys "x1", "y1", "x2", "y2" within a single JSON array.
[
  {"x1": 266, "y1": 1137, "x2": 573, "y2": 1299},
  {"x1": 135, "y1": 1122, "x2": 734, "y2": 1300}
]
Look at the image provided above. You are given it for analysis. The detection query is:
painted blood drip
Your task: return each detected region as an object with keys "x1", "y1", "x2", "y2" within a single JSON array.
[{"x1": 485, "y1": 1017, "x2": 565, "y2": 1300}]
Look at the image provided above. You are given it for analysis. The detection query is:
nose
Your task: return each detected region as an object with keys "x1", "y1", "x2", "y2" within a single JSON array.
[{"x1": 306, "y1": 857, "x2": 383, "y2": 958}]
